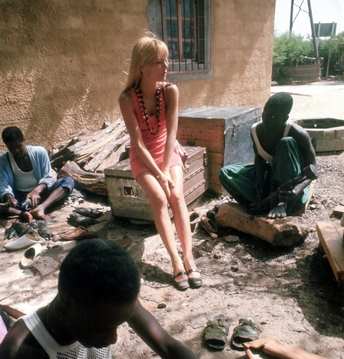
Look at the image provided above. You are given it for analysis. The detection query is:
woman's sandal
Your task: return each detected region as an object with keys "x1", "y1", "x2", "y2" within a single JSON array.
[
  {"x1": 186, "y1": 268, "x2": 202, "y2": 288},
  {"x1": 173, "y1": 271, "x2": 189, "y2": 291}
]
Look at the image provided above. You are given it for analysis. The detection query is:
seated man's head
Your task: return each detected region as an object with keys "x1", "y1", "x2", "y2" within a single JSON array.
[
  {"x1": 262, "y1": 92, "x2": 293, "y2": 132},
  {"x1": 2, "y1": 126, "x2": 26, "y2": 157},
  {"x1": 57, "y1": 238, "x2": 141, "y2": 348}
]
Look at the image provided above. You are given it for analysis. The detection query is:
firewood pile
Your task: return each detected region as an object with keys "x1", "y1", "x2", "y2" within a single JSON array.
[{"x1": 51, "y1": 120, "x2": 129, "y2": 196}]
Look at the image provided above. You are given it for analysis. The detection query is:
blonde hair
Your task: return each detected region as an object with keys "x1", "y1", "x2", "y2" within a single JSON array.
[{"x1": 125, "y1": 34, "x2": 169, "y2": 90}]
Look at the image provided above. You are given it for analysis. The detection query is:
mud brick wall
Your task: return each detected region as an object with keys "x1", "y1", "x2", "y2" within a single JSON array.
[
  {"x1": 0, "y1": 0, "x2": 275, "y2": 149},
  {"x1": 0, "y1": 0, "x2": 148, "y2": 149}
]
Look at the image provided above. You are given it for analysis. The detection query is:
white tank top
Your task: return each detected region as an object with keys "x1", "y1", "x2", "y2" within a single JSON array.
[
  {"x1": 22, "y1": 312, "x2": 112, "y2": 359},
  {"x1": 8, "y1": 152, "x2": 38, "y2": 192},
  {"x1": 251, "y1": 121, "x2": 291, "y2": 162}
]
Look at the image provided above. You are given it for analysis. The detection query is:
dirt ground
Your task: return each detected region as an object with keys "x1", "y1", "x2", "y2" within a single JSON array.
[{"x1": 1, "y1": 82, "x2": 344, "y2": 358}]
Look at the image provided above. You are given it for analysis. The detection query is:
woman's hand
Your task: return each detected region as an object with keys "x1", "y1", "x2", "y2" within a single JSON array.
[{"x1": 157, "y1": 171, "x2": 175, "y2": 197}]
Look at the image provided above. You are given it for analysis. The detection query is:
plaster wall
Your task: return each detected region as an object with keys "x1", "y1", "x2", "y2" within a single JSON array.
[
  {"x1": 0, "y1": 0, "x2": 275, "y2": 149},
  {"x1": 177, "y1": 0, "x2": 275, "y2": 110}
]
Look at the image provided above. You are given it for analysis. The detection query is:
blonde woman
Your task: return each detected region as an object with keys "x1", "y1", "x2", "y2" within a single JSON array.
[{"x1": 119, "y1": 35, "x2": 202, "y2": 291}]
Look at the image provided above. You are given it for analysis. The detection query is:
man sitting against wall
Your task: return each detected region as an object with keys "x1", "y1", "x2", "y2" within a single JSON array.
[
  {"x1": 0, "y1": 126, "x2": 74, "y2": 222},
  {"x1": 219, "y1": 92, "x2": 317, "y2": 218}
]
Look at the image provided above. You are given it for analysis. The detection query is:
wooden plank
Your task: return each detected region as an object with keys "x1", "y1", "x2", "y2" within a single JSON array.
[
  {"x1": 83, "y1": 132, "x2": 129, "y2": 172},
  {"x1": 316, "y1": 221, "x2": 344, "y2": 282},
  {"x1": 95, "y1": 140, "x2": 128, "y2": 172},
  {"x1": 216, "y1": 202, "x2": 308, "y2": 247}
]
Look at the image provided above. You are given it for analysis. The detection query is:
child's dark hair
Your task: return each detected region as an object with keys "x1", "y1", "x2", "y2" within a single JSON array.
[{"x1": 58, "y1": 239, "x2": 140, "y2": 305}]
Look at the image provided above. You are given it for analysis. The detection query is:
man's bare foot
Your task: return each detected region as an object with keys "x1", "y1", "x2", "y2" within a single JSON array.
[
  {"x1": 52, "y1": 228, "x2": 92, "y2": 242},
  {"x1": 19, "y1": 211, "x2": 33, "y2": 223},
  {"x1": 31, "y1": 206, "x2": 46, "y2": 220},
  {"x1": 268, "y1": 202, "x2": 287, "y2": 219}
]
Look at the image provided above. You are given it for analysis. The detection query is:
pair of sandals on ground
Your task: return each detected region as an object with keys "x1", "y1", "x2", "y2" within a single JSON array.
[{"x1": 203, "y1": 316, "x2": 259, "y2": 351}]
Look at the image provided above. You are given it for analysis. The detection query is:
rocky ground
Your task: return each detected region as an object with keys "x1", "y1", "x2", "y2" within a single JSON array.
[
  {"x1": 1, "y1": 82, "x2": 344, "y2": 358},
  {"x1": 112, "y1": 153, "x2": 344, "y2": 359}
]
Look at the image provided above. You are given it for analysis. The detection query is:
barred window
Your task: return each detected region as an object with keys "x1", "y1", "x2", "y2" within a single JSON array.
[{"x1": 158, "y1": 0, "x2": 210, "y2": 74}]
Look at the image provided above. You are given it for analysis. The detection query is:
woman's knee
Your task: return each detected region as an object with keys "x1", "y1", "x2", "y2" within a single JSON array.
[
  {"x1": 169, "y1": 188, "x2": 184, "y2": 207},
  {"x1": 149, "y1": 191, "x2": 169, "y2": 210}
]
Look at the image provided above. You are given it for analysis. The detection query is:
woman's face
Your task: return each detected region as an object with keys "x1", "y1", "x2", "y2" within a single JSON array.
[{"x1": 141, "y1": 54, "x2": 169, "y2": 83}]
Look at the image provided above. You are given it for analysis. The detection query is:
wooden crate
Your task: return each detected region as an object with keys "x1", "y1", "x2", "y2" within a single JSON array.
[
  {"x1": 104, "y1": 146, "x2": 207, "y2": 221},
  {"x1": 178, "y1": 106, "x2": 260, "y2": 193}
]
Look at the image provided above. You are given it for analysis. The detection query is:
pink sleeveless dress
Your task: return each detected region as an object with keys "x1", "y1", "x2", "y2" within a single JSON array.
[{"x1": 130, "y1": 85, "x2": 183, "y2": 178}]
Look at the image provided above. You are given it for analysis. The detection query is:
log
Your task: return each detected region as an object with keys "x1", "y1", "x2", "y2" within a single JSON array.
[
  {"x1": 316, "y1": 221, "x2": 344, "y2": 282},
  {"x1": 215, "y1": 202, "x2": 308, "y2": 247}
]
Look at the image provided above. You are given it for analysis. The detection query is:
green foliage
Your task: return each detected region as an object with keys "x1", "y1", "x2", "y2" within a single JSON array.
[
  {"x1": 273, "y1": 33, "x2": 314, "y2": 67},
  {"x1": 272, "y1": 32, "x2": 344, "y2": 82},
  {"x1": 318, "y1": 32, "x2": 344, "y2": 75},
  {"x1": 272, "y1": 34, "x2": 315, "y2": 83}
]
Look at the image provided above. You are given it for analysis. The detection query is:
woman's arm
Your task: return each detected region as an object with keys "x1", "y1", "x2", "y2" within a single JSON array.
[
  {"x1": 162, "y1": 84, "x2": 179, "y2": 172},
  {"x1": 119, "y1": 91, "x2": 164, "y2": 179}
]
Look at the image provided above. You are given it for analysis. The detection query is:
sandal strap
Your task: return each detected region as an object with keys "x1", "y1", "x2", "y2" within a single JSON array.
[
  {"x1": 174, "y1": 271, "x2": 187, "y2": 279},
  {"x1": 186, "y1": 268, "x2": 200, "y2": 275}
]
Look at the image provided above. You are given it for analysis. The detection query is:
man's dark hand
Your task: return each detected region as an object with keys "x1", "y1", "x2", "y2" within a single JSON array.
[
  {"x1": 4, "y1": 194, "x2": 18, "y2": 208},
  {"x1": 278, "y1": 188, "x2": 296, "y2": 203},
  {"x1": 27, "y1": 191, "x2": 41, "y2": 208},
  {"x1": 303, "y1": 164, "x2": 317, "y2": 180}
]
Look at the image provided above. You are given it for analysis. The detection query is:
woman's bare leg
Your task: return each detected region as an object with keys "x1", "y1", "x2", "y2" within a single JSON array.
[
  {"x1": 136, "y1": 172, "x2": 184, "y2": 277},
  {"x1": 168, "y1": 166, "x2": 199, "y2": 277}
]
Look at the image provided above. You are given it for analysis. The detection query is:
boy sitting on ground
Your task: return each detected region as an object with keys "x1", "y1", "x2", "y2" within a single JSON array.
[{"x1": 0, "y1": 126, "x2": 74, "y2": 222}]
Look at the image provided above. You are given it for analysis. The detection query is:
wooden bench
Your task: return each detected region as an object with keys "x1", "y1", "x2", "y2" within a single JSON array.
[{"x1": 316, "y1": 221, "x2": 344, "y2": 282}]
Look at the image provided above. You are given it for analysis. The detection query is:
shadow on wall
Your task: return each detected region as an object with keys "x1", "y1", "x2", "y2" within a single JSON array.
[{"x1": 0, "y1": 0, "x2": 136, "y2": 147}]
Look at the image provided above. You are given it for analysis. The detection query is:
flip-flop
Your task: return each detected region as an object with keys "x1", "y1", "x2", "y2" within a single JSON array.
[
  {"x1": 20, "y1": 243, "x2": 44, "y2": 269},
  {"x1": 68, "y1": 213, "x2": 98, "y2": 227},
  {"x1": 4, "y1": 234, "x2": 39, "y2": 252},
  {"x1": 173, "y1": 271, "x2": 189, "y2": 291},
  {"x1": 4, "y1": 221, "x2": 30, "y2": 240},
  {"x1": 203, "y1": 315, "x2": 230, "y2": 351},
  {"x1": 186, "y1": 268, "x2": 202, "y2": 288},
  {"x1": 231, "y1": 318, "x2": 260, "y2": 351}
]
